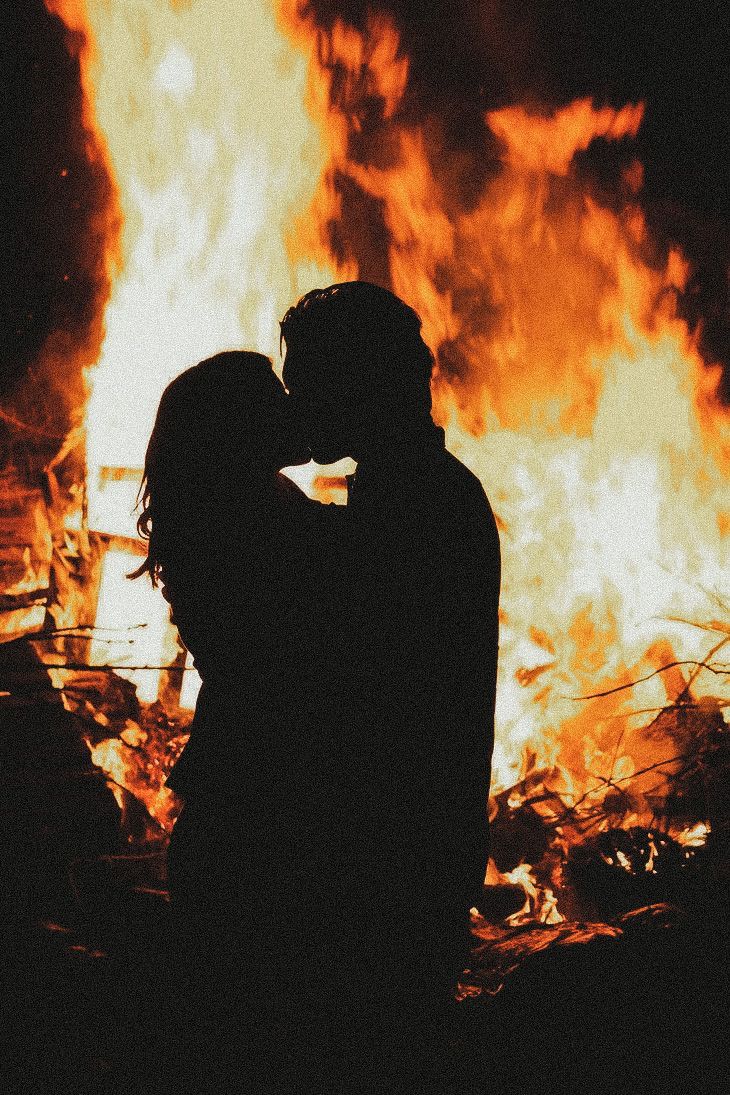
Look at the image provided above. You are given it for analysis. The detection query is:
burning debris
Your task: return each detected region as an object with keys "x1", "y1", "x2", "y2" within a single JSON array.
[
  {"x1": 61, "y1": 666, "x2": 188, "y2": 833},
  {"x1": 2, "y1": 0, "x2": 119, "y2": 649}
]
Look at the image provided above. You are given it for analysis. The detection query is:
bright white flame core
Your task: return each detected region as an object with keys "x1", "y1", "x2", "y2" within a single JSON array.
[{"x1": 83, "y1": 0, "x2": 336, "y2": 483}]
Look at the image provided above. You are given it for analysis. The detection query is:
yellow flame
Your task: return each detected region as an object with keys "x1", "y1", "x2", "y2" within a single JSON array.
[
  {"x1": 502, "y1": 863, "x2": 565, "y2": 925},
  {"x1": 288, "y1": 59, "x2": 730, "y2": 809},
  {"x1": 676, "y1": 821, "x2": 711, "y2": 848},
  {"x1": 87, "y1": 736, "x2": 127, "y2": 811}
]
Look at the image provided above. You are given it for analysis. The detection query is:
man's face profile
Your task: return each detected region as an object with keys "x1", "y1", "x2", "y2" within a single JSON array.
[{"x1": 284, "y1": 345, "x2": 356, "y2": 465}]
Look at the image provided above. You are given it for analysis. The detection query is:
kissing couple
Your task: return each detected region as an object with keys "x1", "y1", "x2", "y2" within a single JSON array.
[{"x1": 133, "y1": 281, "x2": 500, "y2": 1092}]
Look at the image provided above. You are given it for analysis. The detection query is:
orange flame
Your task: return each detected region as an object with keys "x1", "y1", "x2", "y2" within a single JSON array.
[
  {"x1": 44, "y1": 3, "x2": 729, "y2": 871},
  {"x1": 488, "y1": 99, "x2": 644, "y2": 177}
]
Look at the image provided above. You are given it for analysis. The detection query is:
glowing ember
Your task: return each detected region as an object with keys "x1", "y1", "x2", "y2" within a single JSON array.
[
  {"x1": 502, "y1": 863, "x2": 564, "y2": 926},
  {"x1": 676, "y1": 821, "x2": 711, "y2": 848}
]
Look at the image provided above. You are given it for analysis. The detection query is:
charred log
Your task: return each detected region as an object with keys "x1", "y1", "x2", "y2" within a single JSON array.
[{"x1": 566, "y1": 825, "x2": 717, "y2": 919}]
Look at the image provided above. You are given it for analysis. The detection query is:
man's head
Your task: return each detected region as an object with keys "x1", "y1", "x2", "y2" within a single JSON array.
[{"x1": 280, "y1": 282, "x2": 434, "y2": 464}]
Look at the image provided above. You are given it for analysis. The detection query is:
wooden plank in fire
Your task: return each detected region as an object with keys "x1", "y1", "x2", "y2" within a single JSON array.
[
  {"x1": 94, "y1": 531, "x2": 147, "y2": 558},
  {"x1": 0, "y1": 466, "x2": 53, "y2": 641}
]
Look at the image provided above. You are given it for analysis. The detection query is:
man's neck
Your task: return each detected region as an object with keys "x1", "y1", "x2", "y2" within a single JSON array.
[{"x1": 351, "y1": 417, "x2": 441, "y2": 465}]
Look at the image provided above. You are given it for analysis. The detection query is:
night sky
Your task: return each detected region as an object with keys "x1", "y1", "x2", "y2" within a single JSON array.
[{"x1": 2, "y1": 0, "x2": 728, "y2": 424}]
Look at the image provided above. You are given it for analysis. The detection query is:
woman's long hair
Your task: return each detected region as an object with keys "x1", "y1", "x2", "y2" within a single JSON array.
[{"x1": 131, "y1": 351, "x2": 289, "y2": 586}]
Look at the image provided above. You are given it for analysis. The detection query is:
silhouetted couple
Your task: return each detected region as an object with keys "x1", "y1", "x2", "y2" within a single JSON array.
[{"x1": 134, "y1": 283, "x2": 500, "y2": 1092}]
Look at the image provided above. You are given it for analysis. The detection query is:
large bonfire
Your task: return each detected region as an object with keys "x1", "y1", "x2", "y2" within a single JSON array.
[{"x1": 34, "y1": 1, "x2": 729, "y2": 915}]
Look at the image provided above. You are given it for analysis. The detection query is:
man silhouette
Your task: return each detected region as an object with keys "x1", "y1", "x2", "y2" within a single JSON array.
[{"x1": 281, "y1": 283, "x2": 500, "y2": 1085}]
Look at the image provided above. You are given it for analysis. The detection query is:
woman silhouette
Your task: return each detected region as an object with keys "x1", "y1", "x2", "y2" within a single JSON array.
[{"x1": 132, "y1": 351, "x2": 333, "y2": 1084}]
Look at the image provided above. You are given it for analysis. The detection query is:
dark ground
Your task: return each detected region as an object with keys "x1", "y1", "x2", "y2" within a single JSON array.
[
  {"x1": 1, "y1": 677, "x2": 728, "y2": 1095},
  {"x1": 2, "y1": 878, "x2": 728, "y2": 1095}
]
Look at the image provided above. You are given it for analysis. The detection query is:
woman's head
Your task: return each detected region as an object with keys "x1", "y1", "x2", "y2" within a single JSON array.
[{"x1": 132, "y1": 351, "x2": 308, "y2": 583}]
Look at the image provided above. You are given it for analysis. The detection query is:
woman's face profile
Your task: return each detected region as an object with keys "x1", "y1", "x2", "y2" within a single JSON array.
[
  {"x1": 273, "y1": 388, "x2": 311, "y2": 468},
  {"x1": 165, "y1": 353, "x2": 310, "y2": 474}
]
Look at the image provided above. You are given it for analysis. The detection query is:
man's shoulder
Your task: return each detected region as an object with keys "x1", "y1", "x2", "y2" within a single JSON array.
[
  {"x1": 380, "y1": 447, "x2": 498, "y2": 562},
  {"x1": 423, "y1": 448, "x2": 494, "y2": 518},
  {"x1": 275, "y1": 472, "x2": 313, "y2": 503},
  {"x1": 440, "y1": 448, "x2": 488, "y2": 492}
]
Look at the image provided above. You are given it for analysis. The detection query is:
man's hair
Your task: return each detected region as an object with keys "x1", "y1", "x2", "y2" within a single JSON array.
[{"x1": 280, "y1": 282, "x2": 434, "y2": 416}]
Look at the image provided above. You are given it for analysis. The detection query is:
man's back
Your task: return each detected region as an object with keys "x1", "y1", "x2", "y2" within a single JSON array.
[{"x1": 342, "y1": 425, "x2": 500, "y2": 991}]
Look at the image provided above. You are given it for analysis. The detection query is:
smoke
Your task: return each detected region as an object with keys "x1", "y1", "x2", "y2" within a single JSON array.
[
  {"x1": 287, "y1": 0, "x2": 729, "y2": 401},
  {"x1": 1, "y1": 0, "x2": 121, "y2": 454}
]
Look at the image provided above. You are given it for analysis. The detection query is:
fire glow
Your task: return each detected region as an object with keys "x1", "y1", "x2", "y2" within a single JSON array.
[{"x1": 44, "y1": 2, "x2": 728, "y2": 888}]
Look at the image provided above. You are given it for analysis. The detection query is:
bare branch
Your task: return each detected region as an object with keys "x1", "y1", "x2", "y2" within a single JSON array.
[
  {"x1": 18, "y1": 661, "x2": 195, "y2": 673},
  {"x1": 686, "y1": 635, "x2": 730, "y2": 689},
  {"x1": 661, "y1": 616, "x2": 730, "y2": 636},
  {"x1": 574, "y1": 659, "x2": 730, "y2": 701},
  {"x1": 541, "y1": 751, "x2": 697, "y2": 822},
  {"x1": 36, "y1": 623, "x2": 148, "y2": 635}
]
